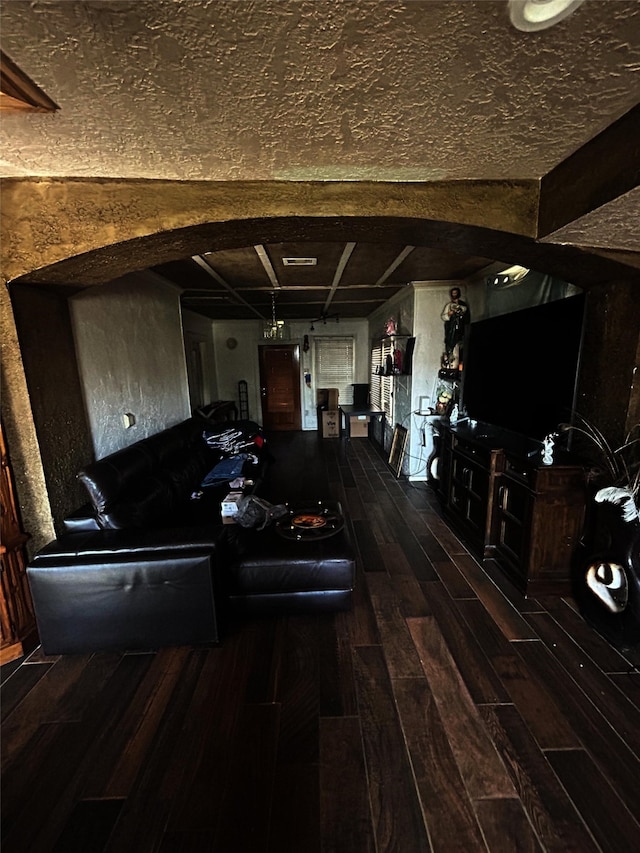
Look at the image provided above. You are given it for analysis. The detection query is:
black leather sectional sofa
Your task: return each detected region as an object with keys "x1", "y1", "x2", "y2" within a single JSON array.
[{"x1": 27, "y1": 416, "x2": 355, "y2": 654}]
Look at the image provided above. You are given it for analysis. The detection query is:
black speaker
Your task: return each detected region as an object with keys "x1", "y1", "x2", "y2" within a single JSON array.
[
  {"x1": 404, "y1": 337, "x2": 416, "y2": 376},
  {"x1": 352, "y1": 384, "x2": 369, "y2": 407}
]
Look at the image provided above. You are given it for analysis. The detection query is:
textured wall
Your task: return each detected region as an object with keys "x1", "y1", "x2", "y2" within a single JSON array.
[
  {"x1": 69, "y1": 272, "x2": 191, "y2": 459},
  {"x1": 576, "y1": 281, "x2": 640, "y2": 448},
  {"x1": 10, "y1": 284, "x2": 94, "y2": 538},
  {"x1": 0, "y1": 178, "x2": 539, "y2": 285},
  {"x1": 0, "y1": 286, "x2": 55, "y2": 554},
  {"x1": 181, "y1": 308, "x2": 218, "y2": 409}
]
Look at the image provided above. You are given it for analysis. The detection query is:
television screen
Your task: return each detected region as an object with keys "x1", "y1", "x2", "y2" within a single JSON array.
[{"x1": 460, "y1": 293, "x2": 585, "y2": 441}]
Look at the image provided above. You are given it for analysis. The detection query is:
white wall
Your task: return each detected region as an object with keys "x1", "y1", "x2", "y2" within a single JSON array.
[
  {"x1": 211, "y1": 320, "x2": 263, "y2": 423},
  {"x1": 181, "y1": 307, "x2": 218, "y2": 408},
  {"x1": 294, "y1": 318, "x2": 370, "y2": 429},
  {"x1": 211, "y1": 318, "x2": 370, "y2": 429},
  {"x1": 366, "y1": 280, "x2": 468, "y2": 481},
  {"x1": 407, "y1": 282, "x2": 464, "y2": 480},
  {"x1": 70, "y1": 271, "x2": 190, "y2": 459},
  {"x1": 367, "y1": 286, "x2": 414, "y2": 340}
]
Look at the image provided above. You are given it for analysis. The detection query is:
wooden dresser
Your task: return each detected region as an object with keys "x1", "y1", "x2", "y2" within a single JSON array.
[{"x1": 440, "y1": 421, "x2": 587, "y2": 597}]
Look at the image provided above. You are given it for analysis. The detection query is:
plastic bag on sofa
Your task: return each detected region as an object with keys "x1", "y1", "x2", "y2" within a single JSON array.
[{"x1": 235, "y1": 496, "x2": 287, "y2": 530}]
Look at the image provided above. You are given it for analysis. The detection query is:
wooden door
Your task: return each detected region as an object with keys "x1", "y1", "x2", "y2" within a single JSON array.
[{"x1": 259, "y1": 344, "x2": 301, "y2": 430}]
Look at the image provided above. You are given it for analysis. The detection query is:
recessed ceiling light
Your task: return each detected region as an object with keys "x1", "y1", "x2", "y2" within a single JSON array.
[
  {"x1": 282, "y1": 258, "x2": 317, "y2": 266},
  {"x1": 508, "y1": 0, "x2": 585, "y2": 31}
]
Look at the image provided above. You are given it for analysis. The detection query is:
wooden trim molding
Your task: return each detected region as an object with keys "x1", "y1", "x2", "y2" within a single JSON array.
[{"x1": 0, "y1": 50, "x2": 58, "y2": 113}]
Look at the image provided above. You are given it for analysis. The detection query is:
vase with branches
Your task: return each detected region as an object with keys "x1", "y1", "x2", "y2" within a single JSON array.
[
  {"x1": 558, "y1": 415, "x2": 640, "y2": 650},
  {"x1": 558, "y1": 415, "x2": 640, "y2": 522}
]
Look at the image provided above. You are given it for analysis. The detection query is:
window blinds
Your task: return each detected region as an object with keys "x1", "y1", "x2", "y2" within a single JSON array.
[{"x1": 314, "y1": 336, "x2": 355, "y2": 405}]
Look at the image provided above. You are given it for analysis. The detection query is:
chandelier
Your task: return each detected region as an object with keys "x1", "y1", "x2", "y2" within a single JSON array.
[{"x1": 263, "y1": 291, "x2": 287, "y2": 340}]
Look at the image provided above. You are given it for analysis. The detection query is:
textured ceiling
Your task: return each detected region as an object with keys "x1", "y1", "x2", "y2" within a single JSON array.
[
  {"x1": 1, "y1": 0, "x2": 639, "y2": 320},
  {"x1": 2, "y1": 0, "x2": 639, "y2": 182}
]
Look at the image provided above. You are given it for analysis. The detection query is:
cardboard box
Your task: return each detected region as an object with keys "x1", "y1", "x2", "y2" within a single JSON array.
[
  {"x1": 349, "y1": 414, "x2": 370, "y2": 438},
  {"x1": 316, "y1": 388, "x2": 339, "y2": 410},
  {"x1": 221, "y1": 491, "x2": 243, "y2": 523},
  {"x1": 322, "y1": 409, "x2": 340, "y2": 438}
]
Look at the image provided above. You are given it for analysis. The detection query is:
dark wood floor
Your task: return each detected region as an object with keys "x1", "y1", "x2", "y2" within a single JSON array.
[{"x1": 3, "y1": 431, "x2": 640, "y2": 852}]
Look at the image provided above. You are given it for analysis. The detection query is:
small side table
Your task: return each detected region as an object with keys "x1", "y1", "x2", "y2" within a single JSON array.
[{"x1": 339, "y1": 405, "x2": 385, "y2": 440}]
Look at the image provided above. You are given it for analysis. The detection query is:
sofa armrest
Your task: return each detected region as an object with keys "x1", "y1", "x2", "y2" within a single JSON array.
[
  {"x1": 63, "y1": 503, "x2": 101, "y2": 533},
  {"x1": 27, "y1": 527, "x2": 226, "y2": 654}
]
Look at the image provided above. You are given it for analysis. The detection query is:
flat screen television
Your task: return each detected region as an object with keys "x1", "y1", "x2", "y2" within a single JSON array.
[{"x1": 459, "y1": 293, "x2": 586, "y2": 442}]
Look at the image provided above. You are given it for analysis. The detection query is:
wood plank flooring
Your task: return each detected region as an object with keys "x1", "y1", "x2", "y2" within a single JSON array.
[{"x1": 3, "y1": 431, "x2": 640, "y2": 852}]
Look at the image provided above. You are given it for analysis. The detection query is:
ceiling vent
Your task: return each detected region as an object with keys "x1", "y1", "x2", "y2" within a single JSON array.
[{"x1": 282, "y1": 257, "x2": 317, "y2": 266}]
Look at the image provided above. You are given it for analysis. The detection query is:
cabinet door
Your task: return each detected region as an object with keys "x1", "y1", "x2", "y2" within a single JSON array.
[
  {"x1": 450, "y1": 454, "x2": 490, "y2": 542},
  {"x1": 493, "y1": 477, "x2": 532, "y2": 587}
]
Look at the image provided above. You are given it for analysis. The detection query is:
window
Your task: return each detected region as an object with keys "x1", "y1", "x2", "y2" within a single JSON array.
[
  {"x1": 370, "y1": 339, "x2": 393, "y2": 416},
  {"x1": 314, "y1": 336, "x2": 355, "y2": 405}
]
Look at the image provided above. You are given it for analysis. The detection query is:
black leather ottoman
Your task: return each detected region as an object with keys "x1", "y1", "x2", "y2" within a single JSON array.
[
  {"x1": 224, "y1": 503, "x2": 356, "y2": 615},
  {"x1": 27, "y1": 529, "x2": 222, "y2": 654}
]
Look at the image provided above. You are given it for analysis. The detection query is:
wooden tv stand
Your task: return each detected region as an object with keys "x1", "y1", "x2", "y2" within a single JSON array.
[{"x1": 439, "y1": 421, "x2": 587, "y2": 597}]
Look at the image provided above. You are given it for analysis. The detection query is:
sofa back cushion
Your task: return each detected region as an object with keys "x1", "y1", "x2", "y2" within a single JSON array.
[
  {"x1": 75, "y1": 417, "x2": 261, "y2": 530},
  {"x1": 77, "y1": 419, "x2": 215, "y2": 530},
  {"x1": 78, "y1": 445, "x2": 154, "y2": 518},
  {"x1": 95, "y1": 476, "x2": 175, "y2": 529}
]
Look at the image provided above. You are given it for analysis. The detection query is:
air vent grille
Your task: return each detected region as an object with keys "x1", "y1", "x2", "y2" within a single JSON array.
[{"x1": 282, "y1": 257, "x2": 317, "y2": 266}]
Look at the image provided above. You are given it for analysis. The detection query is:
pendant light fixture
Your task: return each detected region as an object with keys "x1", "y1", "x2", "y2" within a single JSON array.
[{"x1": 263, "y1": 291, "x2": 287, "y2": 340}]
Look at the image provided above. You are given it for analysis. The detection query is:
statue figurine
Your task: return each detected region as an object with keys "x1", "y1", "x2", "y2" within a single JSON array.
[
  {"x1": 542, "y1": 433, "x2": 556, "y2": 465},
  {"x1": 440, "y1": 287, "x2": 470, "y2": 363}
]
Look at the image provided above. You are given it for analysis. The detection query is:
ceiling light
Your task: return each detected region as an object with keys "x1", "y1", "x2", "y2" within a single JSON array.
[
  {"x1": 263, "y1": 291, "x2": 288, "y2": 340},
  {"x1": 309, "y1": 312, "x2": 339, "y2": 331},
  {"x1": 508, "y1": 0, "x2": 585, "y2": 31},
  {"x1": 282, "y1": 258, "x2": 317, "y2": 266},
  {"x1": 486, "y1": 265, "x2": 530, "y2": 288}
]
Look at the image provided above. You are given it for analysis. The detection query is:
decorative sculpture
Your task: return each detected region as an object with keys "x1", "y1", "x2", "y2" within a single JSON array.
[{"x1": 542, "y1": 433, "x2": 556, "y2": 465}]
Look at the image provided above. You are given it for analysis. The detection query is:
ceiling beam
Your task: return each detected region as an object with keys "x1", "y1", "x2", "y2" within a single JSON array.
[
  {"x1": 254, "y1": 244, "x2": 281, "y2": 289},
  {"x1": 539, "y1": 103, "x2": 640, "y2": 238},
  {"x1": 323, "y1": 242, "x2": 356, "y2": 313},
  {"x1": 0, "y1": 50, "x2": 59, "y2": 112},
  {"x1": 376, "y1": 246, "x2": 415, "y2": 285},
  {"x1": 192, "y1": 255, "x2": 266, "y2": 319}
]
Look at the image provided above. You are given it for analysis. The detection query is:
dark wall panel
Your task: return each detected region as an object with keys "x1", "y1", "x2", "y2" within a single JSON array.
[
  {"x1": 10, "y1": 284, "x2": 93, "y2": 534},
  {"x1": 576, "y1": 279, "x2": 639, "y2": 449}
]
